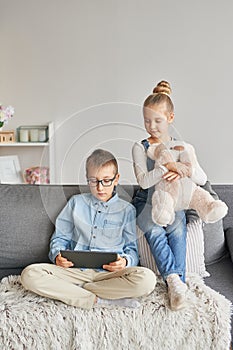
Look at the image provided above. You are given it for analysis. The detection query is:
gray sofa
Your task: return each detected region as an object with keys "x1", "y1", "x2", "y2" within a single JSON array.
[{"x1": 0, "y1": 183, "x2": 232, "y2": 348}]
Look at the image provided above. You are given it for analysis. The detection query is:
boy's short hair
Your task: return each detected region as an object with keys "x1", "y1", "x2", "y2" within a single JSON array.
[{"x1": 86, "y1": 149, "x2": 118, "y2": 176}]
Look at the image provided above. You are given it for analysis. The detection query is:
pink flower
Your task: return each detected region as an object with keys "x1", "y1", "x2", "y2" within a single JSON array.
[{"x1": 0, "y1": 104, "x2": 14, "y2": 126}]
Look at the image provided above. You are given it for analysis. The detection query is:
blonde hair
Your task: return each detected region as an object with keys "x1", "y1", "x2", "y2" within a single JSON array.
[
  {"x1": 86, "y1": 149, "x2": 118, "y2": 177},
  {"x1": 143, "y1": 80, "x2": 174, "y2": 114}
]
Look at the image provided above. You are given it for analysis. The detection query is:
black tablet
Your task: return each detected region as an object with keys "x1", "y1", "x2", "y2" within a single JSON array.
[{"x1": 60, "y1": 250, "x2": 118, "y2": 268}]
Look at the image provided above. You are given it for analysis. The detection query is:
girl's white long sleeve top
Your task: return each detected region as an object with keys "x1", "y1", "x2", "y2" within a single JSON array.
[{"x1": 132, "y1": 141, "x2": 207, "y2": 190}]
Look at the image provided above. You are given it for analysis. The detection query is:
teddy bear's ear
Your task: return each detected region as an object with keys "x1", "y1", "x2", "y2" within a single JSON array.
[{"x1": 172, "y1": 145, "x2": 185, "y2": 151}]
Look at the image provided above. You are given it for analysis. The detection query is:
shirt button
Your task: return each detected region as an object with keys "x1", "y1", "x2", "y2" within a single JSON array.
[
  {"x1": 93, "y1": 235, "x2": 96, "y2": 238},
  {"x1": 94, "y1": 225, "x2": 97, "y2": 229},
  {"x1": 98, "y1": 211, "x2": 101, "y2": 213}
]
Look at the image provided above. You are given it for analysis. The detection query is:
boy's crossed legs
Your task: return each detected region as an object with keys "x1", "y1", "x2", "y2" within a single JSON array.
[{"x1": 21, "y1": 263, "x2": 156, "y2": 309}]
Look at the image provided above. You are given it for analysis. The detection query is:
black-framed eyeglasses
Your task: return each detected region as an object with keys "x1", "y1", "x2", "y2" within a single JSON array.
[{"x1": 87, "y1": 175, "x2": 116, "y2": 187}]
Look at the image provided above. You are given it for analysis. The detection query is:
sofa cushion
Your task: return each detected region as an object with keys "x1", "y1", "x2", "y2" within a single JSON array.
[
  {"x1": 0, "y1": 184, "x2": 81, "y2": 269},
  {"x1": 213, "y1": 184, "x2": 233, "y2": 231},
  {"x1": 187, "y1": 182, "x2": 228, "y2": 265},
  {"x1": 225, "y1": 228, "x2": 233, "y2": 263},
  {"x1": 203, "y1": 220, "x2": 227, "y2": 265},
  {"x1": 186, "y1": 219, "x2": 209, "y2": 276},
  {"x1": 0, "y1": 185, "x2": 52, "y2": 268}
]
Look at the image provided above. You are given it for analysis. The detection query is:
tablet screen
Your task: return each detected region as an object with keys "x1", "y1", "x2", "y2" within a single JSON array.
[{"x1": 60, "y1": 250, "x2": 118, "y2": 268}]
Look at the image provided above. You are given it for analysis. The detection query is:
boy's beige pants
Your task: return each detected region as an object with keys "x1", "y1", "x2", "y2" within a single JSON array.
[{"x1": 21, "y1": 263, "x2": 156, "y2": 309}]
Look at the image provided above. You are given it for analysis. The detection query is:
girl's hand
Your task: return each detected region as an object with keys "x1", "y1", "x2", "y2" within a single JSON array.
[
  {"x1": 103, "y1": 255, "x2": 127, "y2": 271},
  {"x1": 163, "y1": 171, "x2": 181, "y2": 182},
  {"x1": 163, "y1": 162, "x2": 192, "y2": 177},
  {"x1": 55, "y1": 253, "x2": 74, "y2": 268}
]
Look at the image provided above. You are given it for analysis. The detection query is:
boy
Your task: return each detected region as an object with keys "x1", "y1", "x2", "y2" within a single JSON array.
[{"x1": 21, "y1": 149, "x2": 156, "y2": 309}]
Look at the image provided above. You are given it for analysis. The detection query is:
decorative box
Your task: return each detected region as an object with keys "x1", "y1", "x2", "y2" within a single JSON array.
[
  {"x1": 24, "y1": 166, "x2": 50, "y2": 184},
  {"x1": 0, "y1": 131, "x2": 15, "y2": 143}
]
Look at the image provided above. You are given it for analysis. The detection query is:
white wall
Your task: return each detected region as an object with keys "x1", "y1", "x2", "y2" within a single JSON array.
[{"x1": 1, "y1": 0, "x2": 233, "y2": 184}]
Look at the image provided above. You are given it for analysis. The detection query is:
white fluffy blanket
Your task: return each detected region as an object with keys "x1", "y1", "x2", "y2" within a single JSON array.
[{"x1": 0, "y1": 274, "x2": 231, "y2": 350}]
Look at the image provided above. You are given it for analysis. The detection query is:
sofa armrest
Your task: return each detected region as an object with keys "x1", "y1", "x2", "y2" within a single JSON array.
[{"x1": 225, "y1": 227, "x2": 233, "y2": 262}]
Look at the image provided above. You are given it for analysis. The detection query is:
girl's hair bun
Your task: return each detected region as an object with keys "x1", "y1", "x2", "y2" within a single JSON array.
[
  {"x1": 143, "y1": 79, "x2": 174, "y2": 111},
  {"x1": 152, "y1": 80, "x2": 171, "y2": 95}
]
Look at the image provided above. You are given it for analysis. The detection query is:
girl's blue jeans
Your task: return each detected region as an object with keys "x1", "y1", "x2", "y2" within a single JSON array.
[{"x1": 132, "y1": 191, "x2": 187, "y2": 282}]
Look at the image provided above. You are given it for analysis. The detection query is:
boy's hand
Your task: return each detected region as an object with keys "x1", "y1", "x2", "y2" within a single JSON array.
[
  {"x1": 55, "y1": 253, "x2": 74, "y2": 268},
  {"x1": 103, "y1": 255, "x2": 127, "y2": 271}
]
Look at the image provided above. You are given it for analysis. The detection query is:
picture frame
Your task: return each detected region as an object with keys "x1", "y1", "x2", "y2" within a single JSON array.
[{"x1": 0, "y1": 155, "x2": 23, "y2": 184}]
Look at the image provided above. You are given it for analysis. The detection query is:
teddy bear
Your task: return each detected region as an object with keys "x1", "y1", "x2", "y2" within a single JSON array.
[{"x1": 147, "y1": 140, "x2": 228, "y2": 227}]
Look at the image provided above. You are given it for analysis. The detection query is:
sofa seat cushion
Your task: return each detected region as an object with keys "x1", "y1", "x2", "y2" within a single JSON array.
[{"x1": 204, "y1": 256, "x2": 233, "y2": 343}]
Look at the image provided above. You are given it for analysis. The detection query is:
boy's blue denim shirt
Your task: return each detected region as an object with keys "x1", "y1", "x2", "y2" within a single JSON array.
[{"x1": 49, "y1": 192, "x2": 139, "y2": 268}]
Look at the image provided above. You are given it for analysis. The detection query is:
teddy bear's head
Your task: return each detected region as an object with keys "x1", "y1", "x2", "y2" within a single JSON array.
[{"x1": 147, "y1": 141, "x2": 186, "y2": 163}]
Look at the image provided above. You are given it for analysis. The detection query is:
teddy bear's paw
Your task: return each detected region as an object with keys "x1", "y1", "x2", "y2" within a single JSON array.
[
  {"x1": 152, "y1": 210, "x2": 175, "y2": 227},
  {"x1": 152, "y1": 191, "x2": 175, "y2": 226},
  {"x1": 204, "y1": 200, "x2": 228, "y2": 223}
]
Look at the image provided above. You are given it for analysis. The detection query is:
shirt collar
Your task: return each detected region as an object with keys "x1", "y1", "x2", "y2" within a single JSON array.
[{"x1": 90, "y1": 192, "x2": 118, "y2": 208}]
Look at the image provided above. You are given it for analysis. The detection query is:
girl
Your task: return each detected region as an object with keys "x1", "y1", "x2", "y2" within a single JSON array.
[{"x1": 132, "y1": 81, "x2": 207, "y2": 311}]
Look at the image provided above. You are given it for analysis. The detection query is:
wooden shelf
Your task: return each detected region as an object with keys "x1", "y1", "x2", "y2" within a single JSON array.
[
  {"x1": 0, "y1": 142, "x2": 49, "y2": 147},
  {"x1": 0, "y1": 123, "x2": 55, "y2": 183}
]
